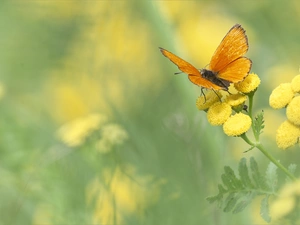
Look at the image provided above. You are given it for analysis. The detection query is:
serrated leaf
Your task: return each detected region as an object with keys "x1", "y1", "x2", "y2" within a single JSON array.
[
  {"x1": 288, "y1": 164, "x2": 297, "y2": 174},
  {"x1": 253, "y1": 110, "x2": 264, "y2": 139},
  {"x1": 222, "y1": 169, "x2": 234, "y2": 189},
  {"x1": 286, "y1": 164, "x2": 297, "y2": 182},
  {"x1": 233, "y1": 192, "x2": 256, "y2": 214},
  {"x1": 224, "y1": 193, "x2": 238, "y2": 212},
  {"x1": 207, "y1": 157, "x2": 276, "y2": 221},
  {"x1": 250, "y1": 157, "x2": 268, "y2": 190},
  {"x1": 224, "y1": 166, "x2": 242, "y2": 189},
  {"x1": 206, "y1": 184, "x2": 227, "y2": 204},
  {"x1": 260, "y1": 195, "x2": 271, "y2": 223},
  {"x1": 239, "y1": 158, "x2": 254, "y2": 188},
  {"x1": 265, "y1": 162, "x2": 278, "y2": 192}
]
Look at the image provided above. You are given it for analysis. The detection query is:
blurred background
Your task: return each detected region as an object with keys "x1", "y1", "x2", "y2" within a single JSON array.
[{"x1": 1, "y1": 1, "x2": 300, "y2": 224}]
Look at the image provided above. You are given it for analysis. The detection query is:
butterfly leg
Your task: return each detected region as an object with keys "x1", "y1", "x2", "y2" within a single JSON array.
[
  {"x1": 212, "y1": 89, "x2": 222, "y2": 102},
  {"x1": 200, "y1": 87, "x2": 207, "y2": 103}
]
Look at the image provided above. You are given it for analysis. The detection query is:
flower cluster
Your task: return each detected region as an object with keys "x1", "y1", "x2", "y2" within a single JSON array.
[
  {"x1": 196, "y1": 73, "x2": 260, "y2": 137},
  {"x1": 269, "y1": 75, "x2": 300, "y2": 149},
  {"x1": 57, "y1": 113, "x2": 128, "y2": 153}
]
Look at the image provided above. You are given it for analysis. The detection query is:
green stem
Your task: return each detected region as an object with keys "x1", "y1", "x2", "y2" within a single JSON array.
[
  {"x1": 256, "y1": 143, "x2": 297, "y2": 181},
  {"x1": 240, "y1": 133, "x2": 255, "y2": 146},
  {"x1": 248, "y1": 91, "x2": 254, "y2": 120}
]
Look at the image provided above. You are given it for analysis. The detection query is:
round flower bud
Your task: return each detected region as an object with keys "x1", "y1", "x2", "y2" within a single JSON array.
[
  {"x1": 234, "y1": 73, "x2": 261, "y2": 93},
  {"x1": 207, "y1": 102, "x2": 231, "y2": 126},
  {"x1": 223, "y1": 113, "x2": 252, "y2": 136},
  {"x1": 269, "y1": 83, "x2": 294, "y2": 109}
]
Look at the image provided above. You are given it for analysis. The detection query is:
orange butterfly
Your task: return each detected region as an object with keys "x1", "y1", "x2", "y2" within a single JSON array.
[{"x1": 159, "y1": 24, "x2": 252, "y2": 91}]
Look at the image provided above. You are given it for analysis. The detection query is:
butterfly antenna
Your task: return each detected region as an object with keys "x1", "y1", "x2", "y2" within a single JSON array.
[{"x1": 174, "y1": 71, "x2": 184, "y2": 75}]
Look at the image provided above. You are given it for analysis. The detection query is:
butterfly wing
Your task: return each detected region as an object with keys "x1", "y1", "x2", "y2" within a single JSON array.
[
  {"x1": 217, "y1": 57, "x2": 252, "y2": 82},
  {"x1": 209, "y1": 24, "x2": 250, "y2": 82},
  {"x1": 159, "y1": 47, "x2": 225, "y2": 90}
]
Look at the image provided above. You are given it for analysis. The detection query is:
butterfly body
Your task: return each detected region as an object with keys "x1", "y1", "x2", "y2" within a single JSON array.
[
  {"x1": 159, "y1": 24, "x2": 252, "y2": 91},
  {"x1": 200, "y1": 68, "x2": 230, "y2": 90}
]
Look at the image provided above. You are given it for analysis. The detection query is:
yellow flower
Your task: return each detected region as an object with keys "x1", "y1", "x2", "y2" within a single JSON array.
[
  {"x1": 286, "y1": 96, "x2": 300, "y2": 126},
  {"x1": 291, "y1": 74, "x2": 300, "y2": 93},
  {"x1": 223, "y1": 113, "x2": 252, "y2": 136},
  {"x1": 57, "y1": 113, "x2": 107, "y2": 147},
  {"x1": 269, "y1": 83, "x2": 294, "y2": 109},
  {"x1": 196, "y1": 90, "x2": 221, "y2": 110},
  {"x1": 96, "y1": 124, "x2": 129, "y2": 153},
  {"x1": 234, "y1": 73, "x2": 261, "y2": 93},
  {"x1": 225, "y1": 93, "x2": 247, "y2": 107},
  {"x1": 207, "y1": 102, "x2": 231, "y2": 126},
  {"x1": 86, "y1": 166, "x2": 164, "y2": 225},
  {"x1": 270, "y1": 195, "x2": 295, "y2": 222},
  {"x1": 276, "y1": 120, "x2": 300, "y2": 149},
  {"x1": 0, "y1": 83, "x2": 5, "y2": 100},
  {"x1": 270, "y1": 180, "x2": 300, "y2": 221}
]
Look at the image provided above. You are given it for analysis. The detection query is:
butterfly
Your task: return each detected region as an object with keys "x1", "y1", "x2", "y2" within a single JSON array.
[{"x1": 159, "y1": 24, "x2": 252, "y2": 91}]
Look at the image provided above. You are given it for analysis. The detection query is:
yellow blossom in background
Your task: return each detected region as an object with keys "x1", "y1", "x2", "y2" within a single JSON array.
[
  {"x1": 223, "y1": 113, "x2": 252, "y2": 136},
  {"x1": 291, "y1": 74, "x2": 300, "y2": 93},
  {"x1": 207, "y1": 102, "x2": 231, "y2": 126},
  {"x1": 0, "y1": 82, "x2": 5, "y2": 100},
  {"x1": 269, "y1": 83, "x2": 294, "y2": 109},
  {"x1": 96, "y1": 124, "x2": 129, "y2": 153},
  {"x1": 270, "y1": 180, "x2": 300, "y2": 222},
  {"x1": 32, "y1": 204, "x2": 53, "y2": 225},
  {"x1": 276, "y1": 120, "x2": 300, "y2": 149},
  {"x1": 86, "y1": 166, "x2": 165, "y2": 225},
  {"x1": 57, "y1": 113, "x2": 107, "y2": 147},
  {"x1": 225, "y1": 93, "x2": 247, "y2": 107},
  {"x1": 196, "y1": 90, "x2": 221, "y2": 110},
  {"x1": 286, "y1": 96, "x2": 300, "y2": 126},
  {"x1": 234, "y1": 73, "x2": 261, "y2": 93}
]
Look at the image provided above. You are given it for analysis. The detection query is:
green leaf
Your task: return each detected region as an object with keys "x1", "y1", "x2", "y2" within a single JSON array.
[
  {"x1": 250, "y1": 157, "x2": 268, "y2": 190},
  {"x1": 265, "y1": 161, "x2": 278, "y2": 192},
  {"x1": 253, "y1": 110, "x2": 265, "y2": 139},
  {"x1": 224, "y1": 193, "x2": 238, "y2": 212},
  {"x1": 206, "y1": 184, "x2": 226, "y2": 204},
  {"x1": 233, "y1": 192, "x2": 256, "y2": 214},
  {"x1": 224, "y1": 166, "x2": 242, "y2": 189},
  {"x1": 207, "y1": 157, "x2": 276, "y2": 220},
  {"x1": 260, "y1": 195, "x2": 271, "y2": 223},
  {"x1": 244, "y1": 145, "x2": 255, "y2": 153},
  {"x1": 288, "y1": 164, "x2": 297, "y2": 175},
  {"x1": 239, "y1": 158, "x2": 254, "y2": 188},
  {"x1": 286, "y1": 164, "x2": 297, "y2": 182}
]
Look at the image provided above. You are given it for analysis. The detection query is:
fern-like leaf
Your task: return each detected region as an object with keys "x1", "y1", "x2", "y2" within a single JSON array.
[
  {"x1": 206, "y1": 157, "x2": 277, "y2": 222},
  {"x1": 253, "y1": 110, "x2": 264, "y2": 140}
]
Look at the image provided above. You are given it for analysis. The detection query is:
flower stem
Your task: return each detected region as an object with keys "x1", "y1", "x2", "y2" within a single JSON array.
[
  {"x1": 256, "y1": 143, "x2": 297, "y2": 181},
  {"x1": 248, "y1": 91, "x2": 254, "y2": 120},
  {"x1": 240, "y1": 133, "x2": 255, "y2": 146}
]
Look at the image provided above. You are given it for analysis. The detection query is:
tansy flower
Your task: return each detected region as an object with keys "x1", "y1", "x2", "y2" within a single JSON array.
[
  {"x1": 86, "y1": 166, "x2": 164, "y2": 225},
  {"x1": 234, "y1": 73, "x2": 261, "y2": 93},
  {"x1": 270, "y1": 180, "x2": 300, "y2": 221},
  {"x1": 196, "y1": 90, "x2": 221, "y2": 110},
  {"x1": 276, "y1": 120, "x2": 300, "y2": 149},
  {"x1": 291, "y1": 74, "x2": 300, "y2": 93},
  {"x1": 96, "y1": 124, "x2": 129, "y2": 153},
  {"x1": 57, "y1": 113, "x2": 107, "y2": 147},
  {"x1": 225, "y1": 93, "x2": 247, "y2": 107},
  {"x1": 206, "y1": 102, "x2": 231, "y2": 126},
  {"x1": 223, "y1": 113, "x2": 252, "y2": 136},
  {"x1": 269, "y1": 83, "x2": 294, "y2": 109},
  {"x1": 286, "y1": 96, "x2": 300, "y2": 126}
]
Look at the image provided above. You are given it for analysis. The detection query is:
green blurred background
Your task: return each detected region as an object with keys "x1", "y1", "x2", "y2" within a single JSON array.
[{"x1": 1, "y1": 1, "x2": 300, "y2": 224}]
